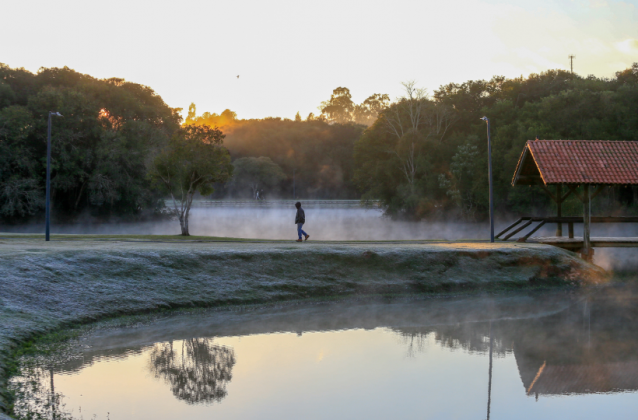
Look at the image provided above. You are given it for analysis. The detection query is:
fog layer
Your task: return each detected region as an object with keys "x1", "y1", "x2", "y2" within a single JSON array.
[
  {"x1": 2, "y1": 207, "x2": 495, "y2": 241},
  {"x1": 3, "y1": 204, "x2": 637, "y2": 271}
]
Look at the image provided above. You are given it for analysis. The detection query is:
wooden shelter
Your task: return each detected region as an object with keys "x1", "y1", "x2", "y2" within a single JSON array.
[{"x1": 509, "y1": 140, "x2": 638, "y2": 259}]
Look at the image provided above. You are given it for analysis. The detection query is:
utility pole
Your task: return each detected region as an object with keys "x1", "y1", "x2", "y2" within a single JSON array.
[{"x1": 568, "y1": 55, "x2": 575, "y2": 74}]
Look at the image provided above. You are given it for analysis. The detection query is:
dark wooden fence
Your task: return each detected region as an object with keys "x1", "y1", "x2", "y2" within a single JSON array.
[{"x1": 497, "y1": 216, "x2": 638, "y2": 242}]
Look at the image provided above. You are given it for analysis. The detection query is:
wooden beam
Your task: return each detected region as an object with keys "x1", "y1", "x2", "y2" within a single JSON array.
[
  {"x1": 515, "y1": 175, "x2": 543, "y2": 181},
  {"x1": 590, "y1": 185, "x2": 605, "y2": 201},
  {"x1": 583, "y1": 185, "x2": 592, "y2": 260},
  {"x1": 560, "y1": 187, "x2": 572, "y2": 203},
  {"x1": 564, "y1": 184, "x2": 607, "y2": 204},
  {"x1": 568, "y1": 184, "x2": 584, "y2": 202},
  {"x1": 520, "y1": 220, "x2": 547, "y2": 242},
  {"x1": 496, "y1": 218, "x2": 524, "y2": 239},
  {"x1": 538, "y1": 183, "x2": 557, "y2": 202},
  {"x1": 556, "y1": 184, "x2": 562, "y2": 237},
  {"x1": 543, "y1": 184, "x2": 605, "y2": 202},
  {"x1": 543, "y1": 216, "x2": 638, "y2": 223},
  {"x1": 504, "y1": 219, "x2": 534, "y2": 240}
]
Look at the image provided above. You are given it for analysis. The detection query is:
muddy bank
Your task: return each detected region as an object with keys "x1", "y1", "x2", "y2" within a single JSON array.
[{"x1": 0, "y1": 239, "x2": 608, "y2": 415}]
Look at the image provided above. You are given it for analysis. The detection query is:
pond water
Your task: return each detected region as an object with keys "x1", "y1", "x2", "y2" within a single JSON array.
[{"x1": 10, "y1": 288, "x2": 638, "y2": 420}]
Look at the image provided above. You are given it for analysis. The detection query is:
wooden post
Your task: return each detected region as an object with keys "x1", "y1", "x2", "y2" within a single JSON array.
[
  {"x1": 568, "y1": 223, "x2": 574, "y2": 238},
  {"x1": 582, "y1": 184, "x2": 591, "y2": 261},
  {"x1": 556, "y1": 184, "x2": 563, "y2": 237}
]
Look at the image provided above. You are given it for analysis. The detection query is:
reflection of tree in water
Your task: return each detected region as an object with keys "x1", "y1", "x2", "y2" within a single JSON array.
[
  {"x1": 395, "y1": 324, "x2": 509, "y2": 357},
  {"x1": 396, "y1": 329, "x2": 431, "y2": 357},
  {"x1": 149, "y1": 338, "x2": 236, "y2": 404}
]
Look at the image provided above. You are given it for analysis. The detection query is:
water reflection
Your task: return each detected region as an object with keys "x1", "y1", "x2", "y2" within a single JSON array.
[
  {"x1": 391, "y1": 291, "x2": 638, "y2": 398},
  {"x1": 10, "y1": 288, "x2": 638, "y2": 420},
  {"x1": 510, "y1": 296, "x2": 638, "y2": 397},
  {"x1": 148, "y1": 338, "x2": 236, "y2": 404}
]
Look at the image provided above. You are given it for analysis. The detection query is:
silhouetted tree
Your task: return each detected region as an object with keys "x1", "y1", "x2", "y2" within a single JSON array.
[
  {"x1": 149, "y1": 125, "x2": 233, "y2": 235},
  {"x1": 319, "y1": 87, "x2": 356, "y2": 124},
  {"x1": 149, "y1": 338, "x2": 236, "y2": 404},
  {"x1": 353, "y1": 93, "x2": 390, "y2": 126}
]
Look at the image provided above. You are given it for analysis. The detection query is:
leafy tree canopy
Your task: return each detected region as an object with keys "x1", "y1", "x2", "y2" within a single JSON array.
[
  {"x1": 149, "y1": 124, "x2": 233, "y2": 235},
  {"x1": 319, "y1": 87, "x2": 390, "y2": 126},
  {"x1": 0, "y1": 63, "x2": 180, "y2": 223}
]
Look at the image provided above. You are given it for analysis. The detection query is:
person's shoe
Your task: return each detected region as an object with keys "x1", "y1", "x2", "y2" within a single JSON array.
[
  {"x1": 304, "y1": 235, "x2": 310, "y2": 241},
  {"x1": 296, "y1": 239, "x2": 303, "y2": 242}
]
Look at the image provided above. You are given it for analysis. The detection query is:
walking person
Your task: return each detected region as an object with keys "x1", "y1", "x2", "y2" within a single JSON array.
[{"x1": 295, "y1": 202, "x2": 309, "y2": 242}]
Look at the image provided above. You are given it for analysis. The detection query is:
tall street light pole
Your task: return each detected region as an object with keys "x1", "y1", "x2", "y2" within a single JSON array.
[
  {"x1": 480, "y1": 117, "x2": 495, "y2": 243},
  {"x1": 46, "y1": 111, "x2": 63, "y2": 241},
  {"x1": 486, "y1": 321, "x2": 494, "y2": 420}
]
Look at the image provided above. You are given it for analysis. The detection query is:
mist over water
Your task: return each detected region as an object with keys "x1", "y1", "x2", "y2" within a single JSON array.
[
  {"x1": 1, "y1": 204, "x2": 495, "y2": 241},
  {"x1": 186, "y1": 207, "x2": 493, "y2": 241},
  {"x1": 3, "y1": 202, "x2": 637, "y2": 271}
]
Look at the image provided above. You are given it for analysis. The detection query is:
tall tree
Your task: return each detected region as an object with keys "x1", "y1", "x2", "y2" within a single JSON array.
[
  {"x1": 149, "y1": 125, "x2": 233, "y2": 235},
  {"x1": 319, "y1": 87, "x2": 355, "y2": 123},
  {"x1": 353, "y1": 93, "x2": 390, "y2": 126}
]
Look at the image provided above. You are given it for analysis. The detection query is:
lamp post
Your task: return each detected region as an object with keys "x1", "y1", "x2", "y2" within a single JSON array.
[
  {"x1": 46, "y1": 111, "x2": 63, "y2": 241},
  {"x1": 486, "y1": 321, "x2": 494, "y2": 420},
  {"x1": 480, "y1": 116, "x2": 494, "y2": 243}
]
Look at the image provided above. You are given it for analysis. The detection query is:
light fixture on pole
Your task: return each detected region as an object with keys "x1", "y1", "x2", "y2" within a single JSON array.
[
  {"x1": 46, "y1": 111, "x2": 63, "y2": 242},
  {"x1": 480, "y1": 116, "x2": 495, "y2": 243}
]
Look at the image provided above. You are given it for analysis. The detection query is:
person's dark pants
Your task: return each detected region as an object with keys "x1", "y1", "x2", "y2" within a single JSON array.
[{"x1": 297, "y1": 223, "x2": 308, "y2": 239}]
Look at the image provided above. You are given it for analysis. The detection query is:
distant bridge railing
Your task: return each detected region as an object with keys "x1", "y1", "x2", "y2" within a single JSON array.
[
  {"x1": 167, "y1": 199, "x2": 382, "y2": 209},
  {"x1": 497, "y1": 216, "x2": 638, "y2": 242}
]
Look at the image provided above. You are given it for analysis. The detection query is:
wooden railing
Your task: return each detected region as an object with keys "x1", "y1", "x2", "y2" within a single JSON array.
[
  {"x1": 171, "y1": 199, "x2": 382, "y2": 209},
  {"x1": 496, "y1": 216, "x2": 638, "y2": 241}
]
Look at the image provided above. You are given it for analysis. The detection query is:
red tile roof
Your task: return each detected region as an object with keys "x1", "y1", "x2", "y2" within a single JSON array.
[{"x1": 512, "y1": 140, "x2": 638, "y2": 186}]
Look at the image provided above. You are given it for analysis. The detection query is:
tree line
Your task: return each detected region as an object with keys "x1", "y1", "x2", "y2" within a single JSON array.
[
  {"x1": 0, "y1": 64, "x2": 368, "y2": 233},
  {"x1": 355, "y1": 66, "x2": 638, "y2": 220},
  {"x1": 0, "y1": 64, "x2": 181, "y2": 223},
  {"x1": 2, "y1": 62, "x2": 638, "y2": 230},
  {"x1": 184, "y1": 104, "x2": 365, "y2": 200}
]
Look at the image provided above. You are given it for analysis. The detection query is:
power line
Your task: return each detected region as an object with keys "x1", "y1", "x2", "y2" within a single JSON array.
[{"x1": 568, "y1": 54, "x2": 576, "y2": 74}]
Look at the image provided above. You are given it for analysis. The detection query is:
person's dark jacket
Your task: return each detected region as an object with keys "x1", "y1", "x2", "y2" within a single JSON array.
[{"x1": 295, "y1": 208, "x2": 305, "y2": 224}]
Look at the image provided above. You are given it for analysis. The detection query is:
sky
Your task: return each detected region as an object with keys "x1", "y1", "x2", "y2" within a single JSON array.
[{"x1": 1, "y1": 0, "x2": 637, "y2": 120}]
